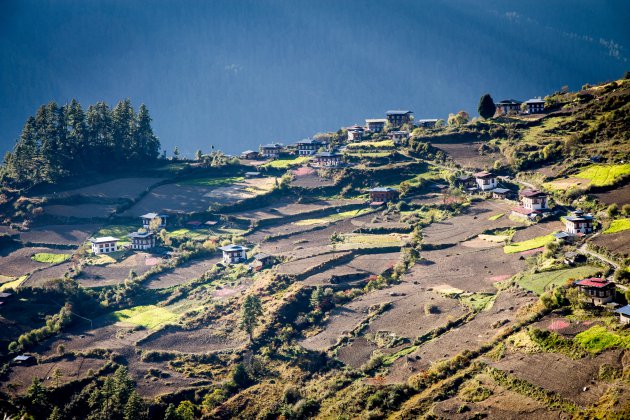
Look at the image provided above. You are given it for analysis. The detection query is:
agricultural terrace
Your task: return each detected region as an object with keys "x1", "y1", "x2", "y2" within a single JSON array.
[
  {"x1": 604, "y1": 218, "x2": 630, "y2": 234},
  {"x1": 261, "y1": 156, "x2": 310, "y2": 169},
  {"x1": 545, "y1": 163, "x2": 630, "y2": 191},
  {"x1": 515, "y1": 265, "x2": 603, "y2": 295}
]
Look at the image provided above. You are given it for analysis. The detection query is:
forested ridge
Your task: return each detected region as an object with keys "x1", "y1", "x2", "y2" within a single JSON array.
[{"x1": 1, "y1": 100, "x2": 161, "y2": 188}]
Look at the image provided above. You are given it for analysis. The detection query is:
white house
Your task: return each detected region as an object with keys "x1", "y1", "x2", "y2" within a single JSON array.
[
  {"x1": 128, "y1": 231, "x2": 156, "y2": 250},
  {"x1": 140, "y1": 213, "x2": 168, "y2": 230},
  {"x1": 259, "y1": 143, "x2": 284, "y2": 159},
  {"x1": 296, "y1": 139, "x2": 326, "y2": 156},
  {"x1": 314, "y1": 151, "x2": 344, "y2": 168},
  {"x1": 524, "y1": 98, "x2": 545, "y2": 114},
  {"x1": 365, "y1": 118, "x2": 387, "y2": 133},
  {"x1": 473, "y1": 171, "x2": 497, "y2": 191},
  {"x1": 347, "y1": 125, "x2": 364, "y2": 141},
  {"x1": 415, "y1": 119, "x2": 439, "y2": 128},
  {"x1": 90, "y1": 237, "x2": 119, "y2": 254},
  {"x1": 564, "y1": 211, "x2": 594, "y2": 235},
  {"x1": 519, "y1": 189, "x2": 549, "y2": 211},
  {"x1": 219, "y1": 244, "x2": 249, "y2": 265}
]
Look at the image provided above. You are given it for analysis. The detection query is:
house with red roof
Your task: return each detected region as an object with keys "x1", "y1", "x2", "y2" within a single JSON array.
[{"x1": 574, "y1": 278, "x2": 615, "y2": 306}]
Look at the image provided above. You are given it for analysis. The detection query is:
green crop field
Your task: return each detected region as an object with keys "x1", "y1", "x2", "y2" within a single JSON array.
[
  {"x1": 113, "y1": 305, "x2": 179, "y2": 329},
  {"x1": 504, "y1": 234, "x2": 555, "y2": 254},
  {"x1": 575, "y1": 164, "x2": 630, "y2": 187},
  {"x1": 293, "y1": 208, "x2": 373, "y2": 226},
  {"x1": 345, "y1": 151, "x2": 393, "y2": 158},
  {"x1": 346, "y1": 139, "x2": 394, "y2": 149},
  {"x1": 31, "y1": 253, "x2": 71, "y2": 264},
  {"x1": 179, "y1": 176, "x2": 244, "y2": 187},
  {"x1": 261, "y1": 156, "x2": 310, "y2": 169},
  {"x1": 604, "y1": 218, "x2": 630, "y2": 234},
  {"x1": 0, "y1": 276, "x2": 27, "y2": 292},
  {"x1": 488, "y1": 213, "x2": 505, "y2": 221},
  {"x1": 574, "y1": 326, "x2": 630, "y2": 354},
  {"x1": 516, "y1": 265, "x2": 602, "y2": 295},
  {"x1": 166, "y1": 228, "x2": 208, "y2": 239}
]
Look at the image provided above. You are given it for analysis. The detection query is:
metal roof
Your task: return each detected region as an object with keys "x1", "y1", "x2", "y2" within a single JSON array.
[
  {"x1": 219, "y1": 245, "x2": 249, "y2": 252},
  {"x1": 140, "y1": 212, "x2": 168, "y2": 219},
  {"x1": 386, "y1": 110, "x2": 413, "y2": 115},
  {"x1": 90, "y1": 236, "x2": 120, "y2": 243},
  {"x1": 368, "y1": 187, "x2": 397, "y2": 192},
  {"x1": 128, "y1": 231, "x2": 154, "y2": 239},
  {"x1": 519, "y1": 189, "x2": 547, "y2": 198},
  {"x1": 492, "y1": 188, "x2": 511, "y2": 194},
  {"x1": 616, "y1": 305, "x2": 630, "y2": 316},
  {"x1": 575, "y1": 278, "x2": 612, "y2": 288}
]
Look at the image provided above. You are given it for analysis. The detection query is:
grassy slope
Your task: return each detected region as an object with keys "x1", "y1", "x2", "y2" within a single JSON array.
[
  {"x1": 31, "y1": 253, "x2": 71, "y2": 264},
  {"x1": 517, "y1": 265, "x2": 602, "y2": 295}
]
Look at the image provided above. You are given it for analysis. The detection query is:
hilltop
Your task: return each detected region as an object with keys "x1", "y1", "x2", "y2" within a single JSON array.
[{"x1": 0, "y1": 77, "x2": 629, "y2": 419}]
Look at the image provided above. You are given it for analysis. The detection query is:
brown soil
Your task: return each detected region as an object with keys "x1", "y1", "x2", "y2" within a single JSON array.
[
  {"x1": 0, "y1": 247, "x2": 70, "y2": 277},
  {"x1": 22, "y1": 262, "x2": 73, "y2": 287},
  {"x1": 433, "y1": 141, "x2": 506, "y2": 169},
  {"x1": 43, "y1": 203, "x2": 118, "y2": 219},
  {"x1": 432, "y1": 372, "x2": 565, "y2": 419},
  {"x1": 592, "y1": 182, "x2": 630, "y2": 206},
  {"x1": 145, "y1": 256, "x2": 221, "y2": 289},
  {"x1": 386, "y1": 288, "x2": 537, "y2": 383},
  {"x1": 19, "y1": 224, "x2": 99, "y2": 246},
  {"x1": 488, "y1": 349, "x2": 625, "y2": 407},
  {"x1": 140, "y1": 325, "x2": 247, "y2": 353},
  {"x1": 77, "y1": 254, "x2": 154, "y2": 287},
  {"x1": 45, "y1": 177, "x2": 164, "y2": 199},
  {"x1": 590, "y1": 230, "x2": 630, "y2": 258},
  {"x1": 422, "y1": 201, "x2": 518, "y2": 245}
]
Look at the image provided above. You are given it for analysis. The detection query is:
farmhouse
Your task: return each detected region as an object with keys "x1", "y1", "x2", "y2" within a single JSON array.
[
  {"x1": 524, "y1": 97, "x2": 545, "y2": 114},
  {"x1": 347, "y1": 125, "x2": 364, "y2": 141},
  {"x1": 519, "y1": 189, "x2": 549, "y2": 211},
  {"x1": 368, "y1": 187, "x2": 398, "y2": 205},
  {"x1": 296, "y1": 138, "x2": 326, "y2": 156},
  {"x1": 140, "y1": 213, "x2": 168, "y2": 230},
  {"x1": 386, "y1": 110, "x2": 413, "y2": 127},
  {"x1": 564, "y1": 211, "x2": 594, "y2": 235},
  {"x1": 496, "y1": 99, "x2": 522, "y2": 115},
  {"x1": 415, "y1": 119, "x2": 438, "y2": 128},
  {"x1": 128, "y1": 231, "x2": 156, "y2": 250},
  {"x1": 574, "y1": 278, "x2": 615, "y2": 306},
  {"x1": 365, "y1": 118, "x2": 387, "y2": 133},
  {"x1": 260, "y1": 143, "x2": 283, "y2": 159},
  {"x1": 89, "y1": 237, "x2": 119, "y2": 254},
  {"x1": 240, "y1": 150, "x2": 259, "y2": 160},
  {"x1": 314, "y1": 151, "x2": 344, "y2": 168},
  {"x1": 219, "y1": 244, "x2": 249, "y2": 265},
  {"x1": 563, "y1": 251, "x2": 586, "y2": 266},
  {"x1": 455, "y1": 175, "x2": 476, "y2": 189},
  {"x1": 616, "y1": 305, "x2": 630, "y2": 325},
  {"x1": 491, "y1": 188, "x2": 511, "y2": 199},
  {"x1": 473, "y1": 171, "x2": 497, "y2": 191},
  {"x1": 390, "y1": 131, "x2": 409, "y2": 143}
]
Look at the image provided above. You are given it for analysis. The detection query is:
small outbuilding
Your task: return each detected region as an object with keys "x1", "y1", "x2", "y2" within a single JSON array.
[
  {"x1": 245, "y1": 171, "x2": 262, "y2": 178},
  {"x1": 219, "y1": 244, "x2": 249, "y2": 265},
  {"x1": 574, "y1": 278, "x2": 615, "y2": 306},
  {"x1": 491, "y1": 188, "x2": 511, "y2": 199},
  {"x1": 90, "y1": 237, "x2": 120, "y2": 254},
  {"x1": 368, "y1": 187, "x2": 399, "y2": 204},
  {"x1": 415, "y1": 119, "x2": 438, "y2": 128},
  {"x1": 12, "y1": 355, "x2": 36, "y2": 366},
  {"x1": 563, "y1": 251, "x2": 586, "y2": 266},
  {"x1": 128, "y1": 231, "x2": 156, "y2": 250},
  {"x1": 496, "y1": 99, "x2": 522, "y2": 115},
  {"x1": 252, "y1": 253, "x2": 274, "y2": 271},
  {"x1": 616, "y1": 305, "x2": 630, "y2": 325},
  {"x1": 390, "y1": 131, "x2": 409, "y2": 143}
]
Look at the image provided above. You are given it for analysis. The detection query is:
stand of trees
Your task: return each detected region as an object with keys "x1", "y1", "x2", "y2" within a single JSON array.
[{"x1": 2, "y1": 99, "x2": 161, "y2": 188}]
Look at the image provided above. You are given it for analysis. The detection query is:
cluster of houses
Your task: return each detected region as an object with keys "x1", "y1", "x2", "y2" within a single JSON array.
[
  {"x1": 89, "y1": 212, "x2": 168, "y2": 255},
  {"x1": 241, "y1": 110, "x2": 438, "y2": 168},
  {"x1": 495, "y1": 97, "x2": 546, "y2": 116}
]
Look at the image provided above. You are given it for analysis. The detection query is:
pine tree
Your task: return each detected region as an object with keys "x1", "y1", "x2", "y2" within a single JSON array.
[
  {"x1": 240, "y1": 294, "x2": 263, "y2": 341},
  {"x1": 124, "y1": 390, "x2": 145, "y2": 420},
  {"x1": 478, "y1": 94, "x2": 496, "y2": 119},
  {"x1": 48, "y1": 406, "x2": 63, "y2": 420},
  {"x1": 136, "y1": 104, "x2": 160, "y2": 161}
]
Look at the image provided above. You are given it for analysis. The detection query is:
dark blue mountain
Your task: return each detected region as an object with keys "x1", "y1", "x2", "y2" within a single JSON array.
[{"x1": 1, "y1": 0, "x2": 628, "y2": 156}]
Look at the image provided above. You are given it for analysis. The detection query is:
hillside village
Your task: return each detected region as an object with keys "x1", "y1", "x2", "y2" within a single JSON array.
[{"x1": 0, "y1": 76, "x2": 629, "y2": 419}]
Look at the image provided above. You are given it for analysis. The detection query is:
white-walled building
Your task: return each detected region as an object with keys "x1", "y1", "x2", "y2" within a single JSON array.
[
  {"x1": 473, "y1": 171, "x2": 497, "y2": 191},
  {"x1": 365, "y1": 118, "x2": 387, "y2": 133},
  {"x1": 140, "y1": 213, "x2": 168, "y2": 230},
  {"x1": 128, "y1": 231, "x2": 156, "y2": 250},
  {"x1": 524, "y1": 98, "x2": 545, "y2": 114},
  {"x1": 564, "y1": 211, "x2": 594, "y2": 234},
  {"x1": 219, "y1": 244, "x2": 249, "y2": 265},
  {"x1": 90, "y1": 237, "x2": 120, "y2": 254},
  {"x1": 519, "y1": 189, "x2": 549, "y2": 211}
]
